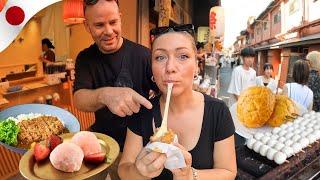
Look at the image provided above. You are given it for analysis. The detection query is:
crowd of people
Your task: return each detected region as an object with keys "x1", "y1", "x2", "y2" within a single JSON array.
[{"x1": 227, "y1": 47, "x2": 320, "y2": 112}]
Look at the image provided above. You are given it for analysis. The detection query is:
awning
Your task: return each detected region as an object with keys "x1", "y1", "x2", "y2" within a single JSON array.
[{"x1": 254, "y1": 33, "x2": 320, "y2": 51}]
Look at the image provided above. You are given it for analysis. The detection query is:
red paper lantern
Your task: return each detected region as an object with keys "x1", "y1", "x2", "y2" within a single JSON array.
[
  {"x1": 0, "y1": 0, "x2": 8, "y2": 13},
  {"x1": 63, "y1": 0, "x2": 84, "y2": 25}
]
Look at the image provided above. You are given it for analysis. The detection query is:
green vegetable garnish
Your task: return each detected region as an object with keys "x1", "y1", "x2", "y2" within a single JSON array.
[{"x1": 0, "y1": 119, "x2": 19, "y2": 146}]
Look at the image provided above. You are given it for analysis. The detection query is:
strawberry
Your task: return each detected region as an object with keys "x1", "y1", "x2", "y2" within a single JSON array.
[
  {"x1": 48, "y1": 135, "x2": 63, "y2": 151},
  {"x1": 33, "y1": 143, "x2": 50, "y2": 162},
  {"x1": 84, "y1": 152, "x2": 106, "y2": 164}
]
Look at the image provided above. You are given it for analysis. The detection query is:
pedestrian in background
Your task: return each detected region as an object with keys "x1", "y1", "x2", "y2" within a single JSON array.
[
  {"x1": 307, "y1": 51, "x2": 320, "y2": 111},
  {"x1": 283, "y1": 60, "x2": 313, "y2": 111}
]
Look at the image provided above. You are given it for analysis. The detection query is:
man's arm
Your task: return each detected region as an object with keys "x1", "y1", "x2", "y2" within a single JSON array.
[
  {"x1": 73, "y1": 89, "x2": 105, "y2": 112},
  {"x1": 73, "y1": 87, "x2": 153, "y2": 117}
]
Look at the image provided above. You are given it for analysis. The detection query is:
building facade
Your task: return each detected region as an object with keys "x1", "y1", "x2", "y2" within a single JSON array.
[{"x1": 235, "y1": 0, "x2": 320, "y2": 87}]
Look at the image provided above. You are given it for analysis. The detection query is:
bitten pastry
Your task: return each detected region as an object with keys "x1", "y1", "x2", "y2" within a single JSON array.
[
  {"x1": 150, "y1": 129, "x2": 175, "y2": 144},
  {"x1": 267, "y1": 95, "x2": 298, "y2": 127},
  {"x1": 237, "y1": 86, "x2": 276, "y2": 128}
]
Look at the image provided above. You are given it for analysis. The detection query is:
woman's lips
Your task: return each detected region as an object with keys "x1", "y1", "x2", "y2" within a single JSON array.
[{"x1": 163, "y1": 80, "x2": 179, "y2": 84}]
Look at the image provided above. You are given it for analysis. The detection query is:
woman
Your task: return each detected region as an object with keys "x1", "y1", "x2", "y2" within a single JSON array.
[
  {"x1": 40, "y1": 38, "x2": 55, "y2": 71},
  {"x1": 283, "y1": 60, "x2": 313, "y2": 111},
  {"x1": 307, "y1": 51, "x2": 320, "y2": 112},
  {"x1": 118, "y1": 24, "x2": 237, "y2": 180},
  {"x1": 256, "y1": 63, "x2": 278, "y2": 93}
]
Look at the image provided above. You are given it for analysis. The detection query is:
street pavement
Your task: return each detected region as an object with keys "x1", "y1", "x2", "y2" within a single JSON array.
[{"x1": 217, "y1": 64, "x2": 246, "y2": 147}]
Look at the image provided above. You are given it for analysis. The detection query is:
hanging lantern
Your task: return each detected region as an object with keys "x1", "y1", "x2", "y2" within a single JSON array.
[
  {"x1": 209, "y1": 6, "x2": 225, "y2": 38},
  {"x1": 0, "y1": 0, "x2": 8, "y2": 13},
  {"x1": 63, "y1": 0, "x2": 84, "y2": 25}
]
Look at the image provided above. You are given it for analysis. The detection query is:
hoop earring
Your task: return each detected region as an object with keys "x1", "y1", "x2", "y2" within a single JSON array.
[
  {"x1": 194, "y1": 74, "x2": 199, "y2": 80},
  {"x1": 151, "y1": 76, "x2": 155, "y2": 82}
]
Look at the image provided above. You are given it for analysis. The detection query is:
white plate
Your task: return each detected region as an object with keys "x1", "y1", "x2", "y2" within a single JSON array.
[{"x1": 230, "y1": 101, "x2": 308, "y2": 139}]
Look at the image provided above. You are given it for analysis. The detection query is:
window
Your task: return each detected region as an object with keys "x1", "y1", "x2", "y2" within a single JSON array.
[
  {"x1": 263, "y1": 22, "x2": 268, "y2": 30},
  {"x1": 273, "y1": 11, "x2": 281, "y2": 24},
  {"x1": 256, "y1": 27, "x2": 261, "y2": 35},
  {"x1": 289, "y1": 0, "x2": 299, "y2": 15}
]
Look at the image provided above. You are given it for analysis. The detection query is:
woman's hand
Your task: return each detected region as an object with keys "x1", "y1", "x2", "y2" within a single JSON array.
[
  {"x1": 170, "y1": 143, "x2": 193, "y2": 180},
  {"x1": 134, "y1": 148, "x2": 167, "y2": 179}
]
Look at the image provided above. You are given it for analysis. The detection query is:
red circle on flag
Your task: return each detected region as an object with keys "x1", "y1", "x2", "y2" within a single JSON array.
[{"x1": 5, "y1": 6, "x2": 25, "y2": 26}]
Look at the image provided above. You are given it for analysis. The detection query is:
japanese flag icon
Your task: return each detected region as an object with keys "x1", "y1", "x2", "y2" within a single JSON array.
[{"x1": 0, "y1": 0, "x2": 62, "y2": 52}]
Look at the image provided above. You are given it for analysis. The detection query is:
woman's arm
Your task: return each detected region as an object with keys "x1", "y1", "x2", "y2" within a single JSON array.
[
  {"x1": 118, "y1": 129, "x2": 147, "y2": 180},
  {"x1": 195, "y1": 135, "x2": 237, "y2": 180}
]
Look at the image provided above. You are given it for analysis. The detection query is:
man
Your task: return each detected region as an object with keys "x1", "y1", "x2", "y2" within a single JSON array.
[
  {"x1": 73, "y1": 0, "x2": 156, "y2": 167},
  {"x1": 228, "y1": 47, "x2": 256, "y2": 105}
]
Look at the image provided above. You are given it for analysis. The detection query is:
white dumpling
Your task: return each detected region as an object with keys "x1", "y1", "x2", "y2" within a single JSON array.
[
  {"x1": 313, "y1": 125, "x2": 320, "y2": 130},
  {"x1": 274, "y1": 143, "x2": 285, "y2": 151},
  {"x1": 300, "y1": 120, "x2": 309, "y2": 126},
  {"x1": 307, "y1": 134, "x2": 316, "y2": 144},
  {"x1": 254, "y1": 132, "x2": 264, "y2": 140},
  {"x1": 278, "y1": 137, "x2": 286, "y2": 143},
  {"x1": 286, "y1": 126, "x2": 295, "y2": 132},
  {"x1": 281, "y1": 146, "x2": 294, "y2": 158},
  {"x1": 307, "y1": 123, "x2": 315, "y2": 129},
  {"x1": 280, "y1": 124, "x2": 288, "y2": 130},
  {"x1": 301, "y1": 131, "x2": 310, "y2": 138},
  {"x1": 266, "y1": 148, "x2": 277, "y2": 160},
  {"x1": 274, "y1": 152, "x2": 287, "y2": 165},
  {"x1": 285, "y1": 132, "x2": 294, "y2": 139},
  {"x1": 270, "y1": 135, "x2": 279, "y2": 140},
  {"x1": 313, "y1": 130, "x2": 320, "y2": 139},
  {"x1": 305, "y1": 128, "x2": 313, "y2": 134},
  {"x1": 261, "y1": 136, "x2": 271, "y2": 144},
  {"x1": 310, "y1": 115, "x2": 317, "y2": 120},
  {"x1": 303, "y1": 114, "x2": 311, "y2": 118},
  {"x1": 293, "y1": 129, "x2": 301, "y2": 135},
  {"x1": 253, "y1": 141, "x2": 263, "y2": 153},
  {"x1": 299, "y1": 138, "x2": 309, "y2": 148},
  {"x1": 291, "y1": 135, "x2": 301, "y2": 142},
  {"x1": 291, "y1": 143, "x2": 302, "y2": 154},
  {"x1": 267, "y1": 139, "x2": 278, "y2": 147},
  {"x1": 272, "y1": 127, "x2": 281, "y2": 134},
  {"x1": 265, "y1": 132, "x2": 272, "y2": 137},
  {"x1": 285, "y1": 139, "x2": 294, "y2": 146},
  {"x1": 293, "y1": 124, "x2": 300, "y2": 129},
  {"x1": 286, "y1": 122, "x2": 293, "y2": 126},
  {"x1": 310, "y1": 111, "x2": 316, "y2": 115},
  {"x1": 278, "y1": 130, "x2": 287, "y2": 137},
  {"x1": 294, "y1": 118, "x2": 303, "y2": 124},
  {"x1": 246, "y1": 138, "x2": 256, "y2": 149},
  {"x1": 259, "y1": 145, "x2": 270, "y2": 157},
  {"x1": 299, "y1": 126, "x2": 306, "y2": 131}
]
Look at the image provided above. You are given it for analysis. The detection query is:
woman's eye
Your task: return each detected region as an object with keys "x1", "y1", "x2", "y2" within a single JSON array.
[
  {"x1": 178, "y1": 54, "x2": 189, "y2": 60},
  {"x1": 155, "y1": 55, "x2": 166, "y2": 61}
]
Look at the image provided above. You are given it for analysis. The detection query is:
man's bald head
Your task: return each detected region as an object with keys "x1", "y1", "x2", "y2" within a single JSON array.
[{"x1": 83, "y1": 0, "x2": 119, "y2": 15}]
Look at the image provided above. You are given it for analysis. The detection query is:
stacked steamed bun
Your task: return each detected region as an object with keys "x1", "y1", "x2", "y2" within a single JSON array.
[{"x1": 246, "y1": 111, "x2": 320, "y2": 165}]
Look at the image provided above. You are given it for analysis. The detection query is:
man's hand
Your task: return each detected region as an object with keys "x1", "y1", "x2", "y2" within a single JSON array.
[{"x1": 98, "y1": 87, "x2": 152, "y2": 117}]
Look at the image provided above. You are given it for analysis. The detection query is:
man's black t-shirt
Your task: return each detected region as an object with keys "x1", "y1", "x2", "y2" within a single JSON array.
[
  {"x1": 128, "y1": 94, "x2": 235, "y2": 179},
  {"x1": 74, "y1": 38, "x2": 156, "y2": 150}
]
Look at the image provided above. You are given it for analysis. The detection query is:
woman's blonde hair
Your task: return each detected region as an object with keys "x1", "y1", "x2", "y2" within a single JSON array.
[
  {"x1": 306, "y1": 51, "x2": 320, "y2": 70},
  {"x1": 152, "y1": 31, "x2": 197, "y2": 56}
]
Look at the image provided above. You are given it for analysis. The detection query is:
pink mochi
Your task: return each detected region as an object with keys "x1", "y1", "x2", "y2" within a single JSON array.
[{"x1": 71, "y1": 131, "x2": 101, "y2": 156}]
